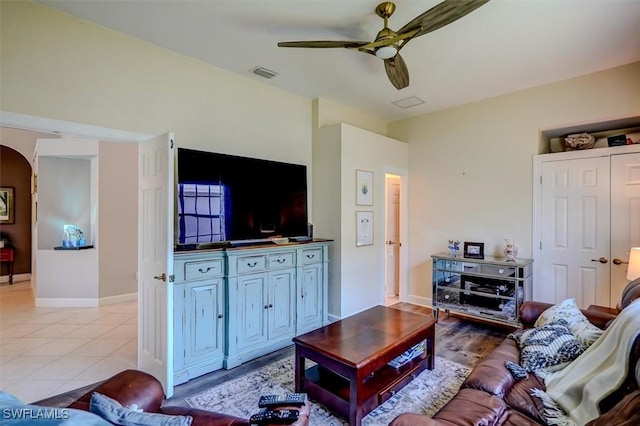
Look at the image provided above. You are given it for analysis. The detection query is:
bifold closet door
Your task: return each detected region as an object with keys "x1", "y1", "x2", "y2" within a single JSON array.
[{"x1": 539, "y1": 156, "x2": 611, "y2": 308}]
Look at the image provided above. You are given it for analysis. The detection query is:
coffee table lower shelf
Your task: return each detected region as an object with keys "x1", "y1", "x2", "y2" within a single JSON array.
[{"x1": 301, "y1": 354, "x2": 432, "y2": 421}]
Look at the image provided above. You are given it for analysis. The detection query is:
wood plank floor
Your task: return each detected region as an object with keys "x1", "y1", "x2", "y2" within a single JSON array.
[{"x1": 37, "y1": 303, "x2": 514, "y2": 408}]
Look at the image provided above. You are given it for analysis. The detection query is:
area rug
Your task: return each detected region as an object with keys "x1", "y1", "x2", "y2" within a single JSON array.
[{"x1": 186, "y1": 356, "x2": 470, "y2": 425}]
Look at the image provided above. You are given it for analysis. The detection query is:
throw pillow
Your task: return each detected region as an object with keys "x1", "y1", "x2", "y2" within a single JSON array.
[
  {"x1": 90, "y1": 392, "x2": 192, "y2": 426},
  {"x1": 509, "y1": 322, "x2": 585, "y2": 372},
  {"x1": 505, "y1": 360, "x2": 529, "y2": 381},
  {"x1": 534, "y1": 298, "x2": 603, "y2": 347}
]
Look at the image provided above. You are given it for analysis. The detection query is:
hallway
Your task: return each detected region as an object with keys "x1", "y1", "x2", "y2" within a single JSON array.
[{"x1": 0, "y1": 281, "x2": 137, "y2": 403}]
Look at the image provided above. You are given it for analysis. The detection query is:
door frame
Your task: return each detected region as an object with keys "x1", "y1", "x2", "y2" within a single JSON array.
[
  {"x1": 382, "y1": 166, "x2": 409, "y2": 304},
  {"x1": 532, "y1": 143, "x2": 640, "y2": 301}
]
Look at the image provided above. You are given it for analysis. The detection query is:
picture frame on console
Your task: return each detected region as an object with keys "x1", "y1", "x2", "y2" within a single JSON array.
[{"x1": 464, "y1": 242, "x2": 484, "y2": 259}]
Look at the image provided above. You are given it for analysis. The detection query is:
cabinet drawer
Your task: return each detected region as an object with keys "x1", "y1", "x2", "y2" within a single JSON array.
[
  {"x1": 301, "y1": 248, "x2": 323, "y2": 265},
  {"x1": 184, "y1": 259, "x2": 224, "y2": 280},
  {"x1": 237, "y1": 255, "x2": 267, "y2": 274},
  {"x1": 269, "y1": 252, "x2": 295, "y2": 269}
]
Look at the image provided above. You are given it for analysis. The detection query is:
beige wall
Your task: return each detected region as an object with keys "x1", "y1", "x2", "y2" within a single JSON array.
[
  {"x1": 314, "y1": 123, "x2": 408, "y2": 318},
  {"x1": 387, "y1": 61, "x2": 640, "y2": 305},
  {"x1": 98, "y1": 141, "x2": 138, "y2": 298},
  {"x1": 0, "y1": 1, "x2": 312, "y2": 167}
]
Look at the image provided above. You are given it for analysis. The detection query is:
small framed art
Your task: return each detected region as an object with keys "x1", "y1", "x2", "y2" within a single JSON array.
[
  {"x1": 464, "y1": 242, "x2": 484, "y2": 259},
  {"x1": 0, "y1": 187, "x2": 14, "y2": 224},
  {"x1": 356, "y1": 170, "x2": 373, "y2": 206},
  {"x1": 356, "y1": 211, "x2": 373, "y2": 246}
]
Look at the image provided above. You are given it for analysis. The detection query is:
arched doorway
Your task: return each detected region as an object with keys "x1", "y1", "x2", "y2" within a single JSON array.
[{"x1": 0, "y1": 144, "x2": 32, "y2": 283}]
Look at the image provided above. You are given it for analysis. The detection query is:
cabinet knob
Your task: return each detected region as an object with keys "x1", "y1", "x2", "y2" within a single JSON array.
[
  {"x1": 269, "y1": 304, "x2": 273, "y2": 308},
  {"x1": 444, "y1": 294, "x2": 450, "y2": 300},
  {"x1": 264, "y1": 305, "x2": 269, "y2": 309},
  {"x1": 218, "y1": 313, "x2": 224, "y2": 319}
]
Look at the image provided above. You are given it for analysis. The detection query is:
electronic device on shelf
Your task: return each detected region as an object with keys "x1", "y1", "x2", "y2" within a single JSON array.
[
  {"x1": 249, "y1": 409, "x2": 299, "y2": 425},
  {"x1": 258, "y1": 393, "x2": 307, "y2": 408}
]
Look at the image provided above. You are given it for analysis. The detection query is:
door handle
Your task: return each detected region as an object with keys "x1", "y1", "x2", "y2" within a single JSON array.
[
  {"x1": 153, "y1": 273, "x2": 167, "y2": 281},
  {"x1": 590, "y1": 257, "x2": 608, "y2": 264},
  {"x1": 613, "y1": 258, "x2": 628, "y2": 265},
  {"x1": 386, "y1": 241, "x2": 402, "y2": 246}
]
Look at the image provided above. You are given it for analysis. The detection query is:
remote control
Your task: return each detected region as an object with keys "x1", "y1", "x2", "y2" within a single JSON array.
[
  {"x1": 258, "y1": 393, "x2": 307, "y2": 408},
  {"x1": 249, "y1": 409, "x2": 299, "y2": 425}
]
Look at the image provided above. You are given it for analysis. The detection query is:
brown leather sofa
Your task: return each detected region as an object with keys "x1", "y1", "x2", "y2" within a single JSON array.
[
  {"x1": 390, "y1": 287, "x2": 640, "y2": 426},
  {"x1": 67, "y1": 369, "x2": 310, "y2": 426}
]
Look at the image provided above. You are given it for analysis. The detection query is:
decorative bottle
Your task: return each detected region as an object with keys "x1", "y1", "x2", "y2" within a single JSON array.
[{"x1": 504, "y1": 239, "x2": 518, "y2": 260}]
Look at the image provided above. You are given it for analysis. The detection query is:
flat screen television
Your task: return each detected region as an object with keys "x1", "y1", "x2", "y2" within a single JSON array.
[{"x1": 176, "y1": 148, "x2": 308, "y2": 247}]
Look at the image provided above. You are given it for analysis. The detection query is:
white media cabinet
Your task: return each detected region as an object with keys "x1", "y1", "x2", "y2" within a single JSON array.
[{"x1": 173, "y1": 240, "x2": 329, "y2": 385}]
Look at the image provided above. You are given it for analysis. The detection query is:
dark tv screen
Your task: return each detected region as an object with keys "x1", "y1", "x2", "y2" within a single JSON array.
[{"x1": 176, "y1": 148, "x2": 308, "y2": 245}]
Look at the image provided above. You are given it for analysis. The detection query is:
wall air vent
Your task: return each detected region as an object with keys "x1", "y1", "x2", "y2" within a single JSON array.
[
  {"x1": 392, "y1": 96, "x2": 425, "y2": 109},
  {"x1": 251, "y1": 66, "x2": 278, "y2": 79}
]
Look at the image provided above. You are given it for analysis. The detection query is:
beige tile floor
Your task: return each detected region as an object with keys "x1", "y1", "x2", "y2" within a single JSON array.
[{"x1": 0, "y1": 281, "x2": 137, "y2": 403}]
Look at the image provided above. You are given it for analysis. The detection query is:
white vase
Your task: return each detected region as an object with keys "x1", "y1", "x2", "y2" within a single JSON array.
[{"x1": 504, "y1": 239, "x2": 518, "y2": 260}]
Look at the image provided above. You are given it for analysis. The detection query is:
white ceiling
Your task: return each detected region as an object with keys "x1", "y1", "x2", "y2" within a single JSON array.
[{"x1": 37, "y1": 0, "x2": 640, "y2": 121}]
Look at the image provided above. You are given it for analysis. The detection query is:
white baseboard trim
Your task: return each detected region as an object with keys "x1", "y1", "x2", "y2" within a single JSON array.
[
  {"x1": 0, "y1": 273, "x2": 31, "y2": 284},
  {"x1": 99, "y1": 292, "x2": 137, "y2": 306},
  {"x1": 36, "y1": 298, "x2": 100, "y2": 308},
  {"x1": 36, "y1": 292, "x2": 138, "y2": 308},
  {"x1": 403, "y1": 294, "x2": 432, "y2": 308},
  {"x1": 327, "y1": 313, "x2": 341, "y2": 323}
]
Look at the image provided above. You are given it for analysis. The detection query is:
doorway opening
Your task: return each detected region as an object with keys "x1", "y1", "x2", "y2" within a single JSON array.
[{"x1": 384, "y1": 173, "x2": 403, "y2": 306}]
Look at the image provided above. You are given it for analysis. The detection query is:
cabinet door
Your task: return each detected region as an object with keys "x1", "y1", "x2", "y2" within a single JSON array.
[
  {"x1": 298, "y1": 264, "x2": 323, "y2": 333},
  {"x1": 237, "y1": 273, "x2": 268, "y2": 350},
  {"x1": 268, "y1": 269, "x2": 296, "y2": 340},
  {"x1": 185, "y1": 279, "x2": 224, "y2": 366}
]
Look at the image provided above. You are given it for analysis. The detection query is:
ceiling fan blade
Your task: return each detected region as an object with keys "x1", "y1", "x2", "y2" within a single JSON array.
[
  {"x1": 278, "y1": 40, "x2": 369, "y2": 48},
  {"x1": 398, "y1": 0, "x2": 490, "y2": 39},
  {"x1": 384, "y1": 54, "x2": 409, "y2": 90}
]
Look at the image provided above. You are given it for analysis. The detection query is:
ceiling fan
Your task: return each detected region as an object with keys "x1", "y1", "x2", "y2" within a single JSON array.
[{"x1": 278, "y1": 0, "x2": 490, "y2": 90}]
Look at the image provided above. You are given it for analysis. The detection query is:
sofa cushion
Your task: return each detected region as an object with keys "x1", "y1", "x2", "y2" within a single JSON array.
[
  {"x1": 90, "y1": 392, "x2": 192, "y2": 426},
  {"x1": 504, "y1": 372, "x2": 547, "y2": 423},
  {"x1": 509, "y1": 322, "x2": 585, "y2": 372},
  {"x1": 534, "y1": 298, "x2": 603, "y2": 347},
  {"x1": 462, "y1": 339, "x2": 519, "y2": 399},
  {"x1": 431, "y1": 388, "x2": 508, "y2": 425}
]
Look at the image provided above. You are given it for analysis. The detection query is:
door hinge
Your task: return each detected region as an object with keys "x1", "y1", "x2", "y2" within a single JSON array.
[
  {"x1": 539, "y1": 175, "x2": 542, "y2": 184},
  {"x1": 170, "y1": 139, "x2": 174, "y2": 149},
  {"x1": 539, "y1": 241, "x2": 542, "y2": 250}
]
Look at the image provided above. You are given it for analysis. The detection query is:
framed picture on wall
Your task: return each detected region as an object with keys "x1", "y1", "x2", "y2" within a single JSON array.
[
  {"x1": 0, "y1": 187, "x2": 14, "y2": 224},
  {"x1": 356, "y1": 170, "x2": 373, "y2": 206},
  {"x1": 356, "y1": 211, "x2": 373, "y2": 246}
]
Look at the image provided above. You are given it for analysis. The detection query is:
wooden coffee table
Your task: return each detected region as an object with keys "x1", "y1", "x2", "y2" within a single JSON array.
[{"x1": 293, "y1": 305, "x2": 436, "y2": 426}]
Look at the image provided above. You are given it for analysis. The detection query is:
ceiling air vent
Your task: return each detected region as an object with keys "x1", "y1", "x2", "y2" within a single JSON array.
[
  {"x1": 251, "y1": 66, "x2": 278, "y2": 79},
  {"x1": 392, "y1": 96, "x2": 425, "y2": 109}
]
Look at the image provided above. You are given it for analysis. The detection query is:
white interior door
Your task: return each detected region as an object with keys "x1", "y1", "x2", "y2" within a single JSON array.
[
  {"x1": 539, "y1": 157, "x2": 610, "y2": 308},
  {"x1": 610, "y1": 152, "x2": 640, "y2": 305},
  {"x1": 385, "y1": 174, "x2": 400, "y2": 297},
  {"x1": 138, "y1": 132, "x2": 174, "y2": 396}
]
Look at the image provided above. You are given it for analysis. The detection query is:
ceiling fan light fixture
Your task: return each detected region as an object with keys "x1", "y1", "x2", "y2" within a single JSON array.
[{"x1": 375, "y1": 45, "x2": 398, "y2": 59}]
